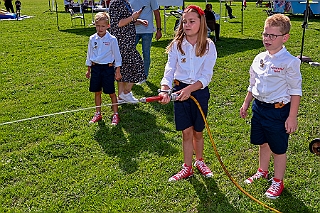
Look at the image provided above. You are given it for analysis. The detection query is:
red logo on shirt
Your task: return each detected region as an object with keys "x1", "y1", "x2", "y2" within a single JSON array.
[
  {"x1": 103, "y1": 42, "x2": 110, "y2": 46},
  {"x1": 271, "y1": 66, "x2": 284, "y2": 72}
]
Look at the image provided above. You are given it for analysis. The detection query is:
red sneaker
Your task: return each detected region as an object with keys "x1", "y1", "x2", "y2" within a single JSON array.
[
  {"x1": 89, "y1": 113, "x2": 102, "y2": 123},
  {"x1": 244, "y1": 168, "x2": 268, "y2": 184},
  {"x1": 111, "y1": 113, "x2": 119, "y2": 125},
  {"x1": 265, "y1": 178, "x2": 284, "y2": 199},
  {"x1": 194, "y1": 158, "x2": 213, "y2": 177},
  {"x1": 168, "y1": 164, "x2": 193, "y2": 182}
]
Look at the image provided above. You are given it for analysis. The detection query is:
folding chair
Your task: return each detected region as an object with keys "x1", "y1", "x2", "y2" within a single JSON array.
[
  {"x1": 170, "y1": 10, "x2": 182, "y2": 31},
  {"x1": 69, "y1": 6, "x2": 85, "y2": 27}
]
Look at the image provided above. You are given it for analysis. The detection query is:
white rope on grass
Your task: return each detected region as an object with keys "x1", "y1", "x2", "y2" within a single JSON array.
[{"x1": 0, "y1": 102, "x2": 128, "y2": 126}]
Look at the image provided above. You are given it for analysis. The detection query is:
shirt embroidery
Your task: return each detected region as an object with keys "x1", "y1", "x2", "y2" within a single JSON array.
[
  {"x1": 271, "y1": 66, "x2": 284, "y2": 72},
  {"x1": 93, "y1": 42, "x2": 98, "y2": 49},
  {"x1": 260, "y1": 59, "x2": 264, "y2": 68}
]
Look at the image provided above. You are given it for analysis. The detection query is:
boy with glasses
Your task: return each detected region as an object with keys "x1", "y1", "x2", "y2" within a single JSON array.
[{"x1": 239, "y1": 14, "x2": 302, "y2": 199}]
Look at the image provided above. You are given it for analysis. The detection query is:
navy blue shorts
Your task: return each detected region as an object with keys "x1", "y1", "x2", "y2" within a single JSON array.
[
  {"x1": 250, "y1": 99, "x2": 291, "y2": 154},
  {"x1": 89, "y1": 64, "x2": 115, "y2": 94},
  {"x1": 173, "y1": 81, "x2": 210, "y2": 132}
]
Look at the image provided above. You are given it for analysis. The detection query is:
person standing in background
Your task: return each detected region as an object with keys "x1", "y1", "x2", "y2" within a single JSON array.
[
  {"x1": 4, "y1": 0, "x2": 14, "y2": 13},
  {"x1": 129, "y1": 0, "x2": 162, "y2": 82},
  {"x1": 109, "y1": 0, "x2": 146, "y2": 103},
  {"x1": 15, "y1": 0, "x2": 21, "y2": 17},
  {"x1": 204, "y1": 3, "x2": 220, "y2": 41}
]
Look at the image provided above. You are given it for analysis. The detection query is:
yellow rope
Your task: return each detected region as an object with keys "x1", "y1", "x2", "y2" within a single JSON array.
[{"x1": 190, "y1": 95, "x2": 281, "y2": 213}]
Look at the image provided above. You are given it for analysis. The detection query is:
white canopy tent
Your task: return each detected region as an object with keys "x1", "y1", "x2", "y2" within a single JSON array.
[{"x1": 158, "y1": 0, "x2": 184, "y2": 6}]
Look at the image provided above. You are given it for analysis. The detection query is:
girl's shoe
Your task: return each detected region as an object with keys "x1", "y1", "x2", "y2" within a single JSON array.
[
  {"x1": 194, "y1": 158, "x2": 213, "y2": 177},
  {"x1": 265, "y1": 177, "x2": 284, "y2": 199},
  {"x1": 244, "y1": 168, "x2": 268, "y2": 184},
  {"x1": 168, "y1": 163, "x2": 193, "y2": 182}
]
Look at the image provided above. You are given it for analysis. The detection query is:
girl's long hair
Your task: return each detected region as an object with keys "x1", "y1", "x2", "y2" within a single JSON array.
[{"x1": 166, "y1": 6, "x2": 209, "y2": 57}]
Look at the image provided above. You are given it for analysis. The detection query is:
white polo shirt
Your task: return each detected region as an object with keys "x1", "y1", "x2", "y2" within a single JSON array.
[
  {"x1": 160, "y1": 39, "x2": 217, "y2": 89},
  {"x1": 248, "y1": 46, "x2": 302, "y2": 104},
  {"x1": 85, "y1": 31, "x2": 122, "y2": 67}
]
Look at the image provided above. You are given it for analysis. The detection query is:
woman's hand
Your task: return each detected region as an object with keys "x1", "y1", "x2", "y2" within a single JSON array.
[{"x1": 132, "y1": 7, "x2": 143, "y2": 21}]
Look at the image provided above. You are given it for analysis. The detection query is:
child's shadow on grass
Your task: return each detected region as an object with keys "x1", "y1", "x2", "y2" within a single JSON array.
[
  {"x1": 273, "y1": 188, "x2": 315, "y2": 213},
  {"x1": 133, "y1": 81, "x2": 175, "y2": 123},
  {"x1": 94, "y1": 106, "x2": 178, "y2": 174},
  {"x1": 189, "y1": 176, "x2": 241, "y2": 213}
]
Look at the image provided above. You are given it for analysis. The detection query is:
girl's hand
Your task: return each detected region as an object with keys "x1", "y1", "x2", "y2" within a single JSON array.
[
  {"x1": 176, "y1": 88, "x2": 191, "y2": 101},
  {"x1": 158, "y1": 92, "x2": 170, "y2": 104}
]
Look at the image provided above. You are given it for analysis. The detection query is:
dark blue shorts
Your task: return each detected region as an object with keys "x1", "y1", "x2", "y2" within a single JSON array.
[
  {"x1": 250, "y1": 99, "x2": 291, "y2": 154},
  {"x1": 89, "y1": 64, "x2": 115, "y2": 94},
  {"x1": 173, "y1": 81, "x2": 210, "y2": 132}
]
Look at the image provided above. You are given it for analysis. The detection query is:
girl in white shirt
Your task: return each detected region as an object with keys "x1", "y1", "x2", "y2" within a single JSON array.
[{"x1": 159, "y1": 5, "x2": 217, "y2": 182}]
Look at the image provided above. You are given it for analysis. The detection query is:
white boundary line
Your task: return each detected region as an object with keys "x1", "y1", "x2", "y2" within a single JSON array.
[{"x1": 0, "y1": 102, "x2": 128, "y2": 126}]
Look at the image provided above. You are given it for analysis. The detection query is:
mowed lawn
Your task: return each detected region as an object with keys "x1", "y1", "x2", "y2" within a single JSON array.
[{"x1": 0, "y1": 0, "x2": 319, "y2": 212}]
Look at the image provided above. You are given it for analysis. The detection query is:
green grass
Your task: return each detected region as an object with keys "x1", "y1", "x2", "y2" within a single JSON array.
[{"x1": 0, "y1": 0, "x2": 319, "y2": 212}]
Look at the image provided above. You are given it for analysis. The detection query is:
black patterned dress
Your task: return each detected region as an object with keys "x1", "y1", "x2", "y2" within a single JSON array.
[{"x1": 109, "y1": 0, "x2": 145, "y2": 83}]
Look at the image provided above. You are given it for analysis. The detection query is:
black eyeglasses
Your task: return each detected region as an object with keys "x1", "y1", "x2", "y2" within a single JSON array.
[{"x1": 261, "y1": 33, "x2": 286, "y2": 40}]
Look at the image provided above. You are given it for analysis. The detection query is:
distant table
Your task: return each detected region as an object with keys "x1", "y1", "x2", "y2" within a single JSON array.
[{"x1": 93, "y1": 6, "x2": 109, "y2": 12}]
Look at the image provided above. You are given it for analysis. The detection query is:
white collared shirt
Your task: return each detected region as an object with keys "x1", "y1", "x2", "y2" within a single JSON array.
[
  {"x1": 85, "y1": 31, "x2": 122, "y2": 67},
  {"x1": 248, "y1": 47, "x2": 302, "y2": 104},
  {"x1": 160, "y1": 38, "x2": 217, "y2": 89}
]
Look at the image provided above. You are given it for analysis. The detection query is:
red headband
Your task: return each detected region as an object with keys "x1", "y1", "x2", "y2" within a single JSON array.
[{"x1": 185, "y1": 5, "x2": 205, "y2": 16}]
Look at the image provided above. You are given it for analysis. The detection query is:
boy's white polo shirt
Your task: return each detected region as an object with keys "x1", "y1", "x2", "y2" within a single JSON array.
[
  {"x1": 248, "y1": 47, "x2": 302, "y2": 104},
  {"x1": 85, "y1": 31, "x2": 122, "y2": 67}
]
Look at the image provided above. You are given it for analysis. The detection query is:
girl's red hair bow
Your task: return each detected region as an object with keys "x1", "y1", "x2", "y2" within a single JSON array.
[{"x1": 185, "y1": 5, "x2": 205, "y2": 16}]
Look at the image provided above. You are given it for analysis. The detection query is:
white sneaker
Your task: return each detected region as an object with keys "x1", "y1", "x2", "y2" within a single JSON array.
[
  {"x1": 119, "y1": 92, "x2": 139, "y2": 104},
  {"x1": 244, "y1": 168, "x2": 268, "y2": 184},
  {"x1": 117, "y1": 97, "x2": 125, "y2": 104},
  {"x1": 128, "y1": 92, "x2": 139, "y2": 103}
]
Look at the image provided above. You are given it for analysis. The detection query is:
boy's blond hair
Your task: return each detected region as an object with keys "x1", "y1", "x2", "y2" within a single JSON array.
[
  {"x1": 265, "y1": 14, "x2": 291, "y2": 34},
  {"x1": 95, "y1": 12, "x2": 110, "y2": 24}
]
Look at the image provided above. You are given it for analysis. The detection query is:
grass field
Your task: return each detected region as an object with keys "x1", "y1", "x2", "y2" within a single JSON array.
[{"x1": 0, "y1": 0, "x2": 319, "y2": 212}]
